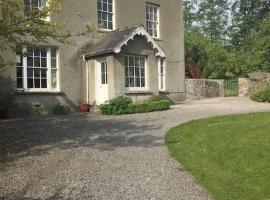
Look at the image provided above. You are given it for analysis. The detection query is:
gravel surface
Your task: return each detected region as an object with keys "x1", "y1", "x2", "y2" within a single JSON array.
[{"x1": 1, "y1": 97, "x2": 270, "y2": 200}]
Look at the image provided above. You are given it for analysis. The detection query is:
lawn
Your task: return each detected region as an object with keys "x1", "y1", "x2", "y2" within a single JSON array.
[{"x1": 166, "y1": 112, "x2": 270, "y2": 200}]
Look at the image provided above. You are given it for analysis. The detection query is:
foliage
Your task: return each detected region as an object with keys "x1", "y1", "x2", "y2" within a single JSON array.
[
  {"x1": 99, "y1": 96, "x2": 132, "y2": 115},
  {"x1": 125, "y1": 100, "x2": 170, "y2": 114},
  {"x1": 250, "y1": 83, "x2": 270, "y2": 102},
  {"x1": 99, "y1": 96, "x2": 170, "y2": 115},
  {"x1": 166, "y1": 112, "x2": 270, "y2": 200},
  {"x1": 0, "y1": 0, "x2": 95, "y2": 69},
  {"x1": 0, "y1": 75, "x2": 15, "y2": 108},
  {"x1": 52, "y1": 104, "x2": 70, "y2": 115},
  {"x1": 184, "y1": 0, "x2": 270, "y2": 78}
]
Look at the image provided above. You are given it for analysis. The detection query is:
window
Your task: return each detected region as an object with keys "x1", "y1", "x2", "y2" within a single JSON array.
[
  {"x1": 101, "y1": 61, "x2": 108, "y2": 84},
  {"x1": 97, "y1": 0, "x2": 113, "y2": 30},
  {"x1": 125, "y1": 55, "x2": 146, "y2": 88},
  {"x1": 158, "y1": 58, "x2": 166, "y2": 91},
  {"x1": 16, "y1": 46, "x2": 59, "y2": 92},
  {"x1": 146, "y1": 3, "x2": 160, "y2": 38},
  {"x1": 24, "y1": 0, "x2": 46, "y2": 16}
]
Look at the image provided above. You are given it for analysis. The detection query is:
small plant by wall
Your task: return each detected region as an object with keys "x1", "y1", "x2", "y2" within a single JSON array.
[
  {"x1": 52, "y1": 104, "x2": 70, "y2": 115},
  {"x1": 250, "y1": 83, "x2": 270, "y2": 103}
]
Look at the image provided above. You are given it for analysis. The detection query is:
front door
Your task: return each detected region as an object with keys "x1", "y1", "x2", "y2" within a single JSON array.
[{"x1": 95, "y1": 59, "x2": 109, "y2": 105}]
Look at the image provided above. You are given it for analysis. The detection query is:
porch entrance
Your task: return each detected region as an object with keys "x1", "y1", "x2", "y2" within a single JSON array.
[{"x1": 95, "y1": 59, "x2": 109, "y2": 105}]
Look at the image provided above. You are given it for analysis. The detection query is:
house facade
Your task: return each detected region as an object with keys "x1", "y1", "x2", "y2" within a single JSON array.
[{"x1": 5, "y1": 0, "x2": 185, "y2": 113}]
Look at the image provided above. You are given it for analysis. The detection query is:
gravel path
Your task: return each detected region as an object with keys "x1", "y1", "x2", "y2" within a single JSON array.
[{"x1": 1, "y1": 97, "x2": 270, "y2": 200}]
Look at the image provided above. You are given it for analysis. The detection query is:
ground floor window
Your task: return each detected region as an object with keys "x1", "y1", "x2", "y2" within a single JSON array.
[
  {"x1": 124, "y1": 55, "x2": 146, "y2": 88},
  {"x1": 158, "y1": 58, "x2": 166, "y2": 91},
  {"x1": 16, "y1": 46, "x2": 59, "y2": 92}
]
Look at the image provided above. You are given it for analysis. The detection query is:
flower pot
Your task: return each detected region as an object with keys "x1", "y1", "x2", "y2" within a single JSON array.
[
  {"x1": 79, "y1": 104, "x2": 90, "y2": 112},
  {"x1": 0, "y1": 108, "x2": 13, "y2": 120}
]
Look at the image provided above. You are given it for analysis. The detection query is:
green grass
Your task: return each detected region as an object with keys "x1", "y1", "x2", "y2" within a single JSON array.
[{"x1": 166, "y1": 113, "x2": 270, "y2": 200}]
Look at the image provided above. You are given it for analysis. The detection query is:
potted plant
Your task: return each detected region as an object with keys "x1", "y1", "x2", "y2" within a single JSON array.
[{"x1": 79, "y1": 103, "x2": 91, "y2": 112}]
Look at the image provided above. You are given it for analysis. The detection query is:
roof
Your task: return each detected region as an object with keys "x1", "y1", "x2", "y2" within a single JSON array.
[{"x1": 84, "y1": 24, "x2": 166, "y2": 58}]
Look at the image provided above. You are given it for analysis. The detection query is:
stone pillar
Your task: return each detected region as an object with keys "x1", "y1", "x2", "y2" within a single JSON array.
[{"x1": 238, "y1": 78, "x2": 250, "y2": 97}]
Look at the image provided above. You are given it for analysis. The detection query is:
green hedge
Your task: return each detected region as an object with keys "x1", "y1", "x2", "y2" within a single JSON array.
[
  {"x1": 100, "y1": 96, "x2": 170, "y2": 115},
  {"x1": 250, "y1": 85, "x2": 270, "y2": 103}
]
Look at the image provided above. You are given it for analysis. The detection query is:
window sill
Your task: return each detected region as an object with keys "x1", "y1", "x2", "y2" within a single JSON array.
[
  {"x1": 153, "y1": 37, "x2": 163, "y2": 42},
  {"x1": 98, "y1": 28, "x2": 114, "y2": 33},
  {"x1": 16, "y1": 90, "x2": 63, "y2": 95},
  {"x1": 159, "y1": 90, "x2": 169, "y2": 94},
  {"x1": 125, "y1": 91, "x2": 153, "y2": 95}
]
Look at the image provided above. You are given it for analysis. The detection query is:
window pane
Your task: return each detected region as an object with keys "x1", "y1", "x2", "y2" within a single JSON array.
[
  {"x1": 129, "y1": 77, "x2": 135, "y2": 87},
  {"x1": 34, "y1": 78, "x2": 41, "y2": 88},
  {"x1": 125, "y1": 77, "x2": 129, "y2": 87},
  {"x1": 51, "y1": 69, "x2": 57, "y2": 88},
  {"x1": 141, "y1": 78, "x2": 145, "y2": 87},
  {"x1": 129, "y1": 57, "x2": 134, "y2": 66},
  {"x1": 28, "y1": 78, "x2": 34, "y2": 88},
  {"x1": 41, "y1": 58, "x2": 47, "y2": 67},
  {"x1": 41, "y1": 79, "x2": 47, "y2": 88},
  {"x1": 34, "y1": 57, "x2": 40, "y2": 67},
  {"x1": 136, "y1": 78, "x2": 141, "y2": 87},
  {"x1": 27, "y1": 57, "x2": 33, "y2": 67},
  {"x1": 51, "y1": 48, "x2": 56, "y2": 58},
  {"x1": 51, "y1": 58, "x2": 56, "y2": 68},
  {"x1": 17, "y1": 67, "x2": 23, "y2": 78},
  {"x1": 17, "y1": 78, "x2": 23, "y2": 88},
  {"x1": 34, "y1": 69, "x2": 40, "y2": 77},
  {"x1": 129, "y1": 67, "x2": 134, "y2": 76},
  {"x1": 34, "y1": 49, "x2": 40, "y2": 57},
  {"x1": 41, "y1": 69, "x2": 47, "y2": 78},
  {"x1": 27, "y1": 68, "x2": 33, "y2": 78},
  {"x1": 41, "y1": 50, "x2": 47, "y2": 57}
]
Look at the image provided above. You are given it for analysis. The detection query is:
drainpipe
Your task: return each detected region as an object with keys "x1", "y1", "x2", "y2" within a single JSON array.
[{"x1": 82, "y1": 55, "x2": 89, "y2": 104}]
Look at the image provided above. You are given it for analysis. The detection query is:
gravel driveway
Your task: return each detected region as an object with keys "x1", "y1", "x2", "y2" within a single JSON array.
[{"x1": 1, "y1": 97, "x2": 270, "y2": 200}]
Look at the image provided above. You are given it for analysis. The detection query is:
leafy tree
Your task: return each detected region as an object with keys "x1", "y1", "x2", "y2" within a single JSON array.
[{"x1": 0, "y1": 0, "x2": 95, "y2": 69}]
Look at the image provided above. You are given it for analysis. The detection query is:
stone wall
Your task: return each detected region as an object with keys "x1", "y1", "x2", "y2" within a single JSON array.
[
  {"x1": 185, "y1": 79, "x2": 224, "y2": 100},
  {"x1": 238, "y1": 78, "x2": 264, "y2": 97}
]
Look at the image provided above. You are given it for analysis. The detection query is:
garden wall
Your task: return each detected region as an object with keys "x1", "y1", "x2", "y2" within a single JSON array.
[
  {"x1": 238, "y1": 78, "x2": 263, "y2": 97},
  {"x1": 186, "y1": 79, "x2": 224, "y2": 100}
]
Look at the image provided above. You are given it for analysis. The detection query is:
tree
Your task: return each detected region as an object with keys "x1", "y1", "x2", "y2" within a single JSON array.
[
  {"x1": 0, "y1": 0, "x2": 94, "y2": 69},
  {"x1": 196, "y1": 0, "x2": 230, "y2": 44}
]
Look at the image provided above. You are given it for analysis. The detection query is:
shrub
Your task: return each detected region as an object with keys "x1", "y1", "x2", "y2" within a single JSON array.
[
  {"x1": 100, "y1": 96, "x2": 170, "y2": 115},
  {"x1": 250, "y1": 85, "x2": 270, "y2": 102},
  {"x1": 52, "y1": 104, "x2": 70, "y2": 115},
  {"x1": 99, "y1": 96, "x2": 132, "y2": 115}
]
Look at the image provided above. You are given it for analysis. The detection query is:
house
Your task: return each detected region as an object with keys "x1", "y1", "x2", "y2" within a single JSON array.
[{"x1": 4, "y1": 0, "x2": 185, "y2": 113}]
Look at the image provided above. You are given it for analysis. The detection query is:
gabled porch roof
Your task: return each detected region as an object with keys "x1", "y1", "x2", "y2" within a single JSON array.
[{"x1": 84, "y1": 24, "x2": 166, "y2": 59}]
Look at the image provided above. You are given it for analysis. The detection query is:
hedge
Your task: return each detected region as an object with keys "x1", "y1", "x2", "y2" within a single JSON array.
[{"x1": 100, "y1": 96, "x2": 170, "y2": 115}]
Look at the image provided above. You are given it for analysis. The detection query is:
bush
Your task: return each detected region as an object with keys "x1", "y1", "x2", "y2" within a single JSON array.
[
  {"x1": 250, "y1": 86, "x2": 270, "y2": 102},
  {"x1": 52, "y1": 104, "x2": 70, "y2": 115},
  {"x1": 99, "y1": 96, "x2": 132, "y2": 115},
  {"x1": 100, "y1": 96, "x2": 170, "y2": 115}
]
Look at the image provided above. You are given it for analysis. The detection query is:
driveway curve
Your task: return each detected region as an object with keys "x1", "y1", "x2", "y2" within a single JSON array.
[{"x1": 1, "y1": 97, "x2": 270, "y2": 200}]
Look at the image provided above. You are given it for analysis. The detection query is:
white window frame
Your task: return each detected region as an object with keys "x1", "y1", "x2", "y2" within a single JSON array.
[
  {"x1": 16, "y1": 46, "x2": 60, "y2": 93},
  {"x1": 97, "y1": 0, "x2": 115, "y2": 31},
  {"x1": 146, "y1": 3, "x2": 160, "y2": 38},
  {"x1": 124, "y1": 55, "x2": 148, "y2": 91},
  {"x1": 101, "y1": 60, "x2": 108, "y2": 85},
  {"x1": 23, "y1": 0, "x2": 50, "y2": 22},
  {"x1": 158, "y1": 58, "x2": 166, "y2": 91}
]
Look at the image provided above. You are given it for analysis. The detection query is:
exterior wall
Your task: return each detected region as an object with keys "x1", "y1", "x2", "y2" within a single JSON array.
[
  {"x1": 2, "y1": 0, "x2": 185, "y2": 115},
  {"x1": 54, "y1": 0, "x2": 185, "y2": 103},
  {"x1": 186, "y1": 79, "x2": 224, "y2": 100}
]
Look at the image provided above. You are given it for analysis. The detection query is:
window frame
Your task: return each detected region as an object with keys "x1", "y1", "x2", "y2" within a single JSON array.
[
  {"x1": 16, "y1": 46, "x2": 60, "y2": 93},
  {"x1": 101, "y1": 60, "x2": 108, "y2": 85},
  {"x1": 23, "y1": 0, "x2": 50, "y2": 22},
  {"x1": 124, "y1": 55, "x2": 147, "y2": 91},
  {"x1": 158, "y1": 58, "x2": 166, "y2": 91},
  {"x1": 97, "y1": 0, "x2": 115, "y2": 31},
  {"x1": 146, "y1": 2, "x2": 160, "y2": 38}
]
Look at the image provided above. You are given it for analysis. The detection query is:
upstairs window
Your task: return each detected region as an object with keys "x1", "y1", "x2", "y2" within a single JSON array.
[
  {"x1": 146, "y1": 3, "x2": 160, "y2": 38},
  {"x1": 24, "y1": 0, "x2": 46, "y2": 16},
  {"x1": 97, "y1": 0, "x2": 113, "y2": 30}
]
